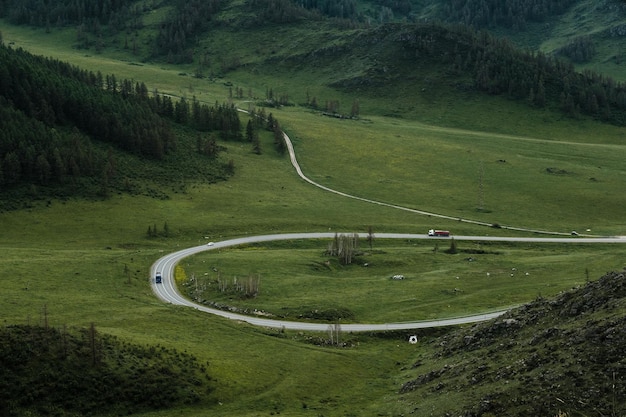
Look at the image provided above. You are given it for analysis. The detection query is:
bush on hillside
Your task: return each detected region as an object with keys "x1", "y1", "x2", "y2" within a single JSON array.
[{"x1": 0, "y1": 325, "x2": 213, "y2": 416}]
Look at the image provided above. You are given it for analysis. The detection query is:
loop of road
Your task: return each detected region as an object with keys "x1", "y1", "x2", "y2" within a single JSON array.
[{"x1": 150, "y1": 125, "x2": 625, "y2": 331}]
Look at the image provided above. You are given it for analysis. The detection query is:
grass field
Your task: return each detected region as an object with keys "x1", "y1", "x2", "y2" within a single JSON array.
[
  {"x1": 179, "y1": 240, "x2": 625, "y2": 323},
  {"x1": 1, "y1": 17, "x2": 626, "y2": 417}
]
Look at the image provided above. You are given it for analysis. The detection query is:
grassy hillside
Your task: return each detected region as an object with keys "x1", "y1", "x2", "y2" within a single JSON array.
[
  {"x1": 2, "y1": 0, "x2": 624, "y2": 78},
  {"x1": 0, "y1": 325, "x2": 213, "y2": 416},
  {"x1": 402, "y1": 0, "x2": 626, "y2": 80},
  {"x1": 1, "y1": 1, "x2": 626, "y2": 416},
  {"x1": 0, "y1": 44, "x2": 237, "y2": 209},
  {"x1": 397, "y1": 271, "x2": 626, "y2": 417}
]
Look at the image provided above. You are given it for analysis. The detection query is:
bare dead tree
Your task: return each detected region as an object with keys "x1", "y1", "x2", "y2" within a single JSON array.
[
  {"x1": 327, "y1": 322, "x2": 342, "y2": 346},
  {"x1": 326, "y1": 233, "x2": 360, "y2": 265},
  {"x1": 367, "y1": 226, "x2": 375, "y2": 250}
]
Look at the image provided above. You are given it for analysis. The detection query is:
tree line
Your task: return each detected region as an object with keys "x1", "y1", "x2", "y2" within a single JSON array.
[
  {"x1": 153, "y1": 0, "x2": 222, "y2": 63},
  {"x1": 0, "y1": 45, "x2": 169, "y2": 191},
  {"x1": 400, "y1": 23, "x2": 626, "y2": 125},
  {"x1": 0, "y1": 0, "x2": 222, "y2": 63},
  {"x1": 0, "y1": 45, "x2": 175, "y2": 161},
  {"x1": 247, "y1": 0, "x2": 360, "y2": 24},
  {"x1": 0, "y1": 44, "x2": 243, "y2": 194},
  {"x1": 438, "y1": 0, "x2": 578, "y2": 31},
  {"x1": 0, "y1": 0, "x2": 143, "y2": 33},
  {"x1": 555, "y1": 36, "x2": 597, "y2": 64}
]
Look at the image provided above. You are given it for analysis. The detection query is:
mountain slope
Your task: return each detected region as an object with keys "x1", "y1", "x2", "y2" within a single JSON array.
[
  {"x1": 0, "y1": 44, "x2": 238, "y2": 208},
  {"x1": 399, "y1": 270, "x2": 626, "y2": 416},
  {"x1": 0, "y1": 324, "x2": 213, "y2": 416}
]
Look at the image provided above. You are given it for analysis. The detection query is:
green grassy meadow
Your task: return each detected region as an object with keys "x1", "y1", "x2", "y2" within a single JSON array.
[
  {"x1": 180, "y1": 240, "x2": 625, "y2": 323},
  {"x1": 1, "y1": 18, "x2": 626, "y2": 416}
]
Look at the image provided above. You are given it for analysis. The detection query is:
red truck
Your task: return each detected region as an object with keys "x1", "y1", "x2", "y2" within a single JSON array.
[{"x1": 428, "y1": 229, "x2": 450, "y2": 237}]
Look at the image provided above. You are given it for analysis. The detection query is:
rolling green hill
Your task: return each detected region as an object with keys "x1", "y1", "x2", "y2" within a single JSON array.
[
  {"x1": 399, "y1": 270, "x2": 626, "y2": 416},
  {"x1": 0, "y1": 324, "x2": 213, "y2": 416},
  {"x1": 1, "y1": 0, "x2": 626, "y2": 416},
  {"x1": 2, "y1": 0, "x2": 625, "y2": 128},
  {"x1": 2, "y1": 0, "x2": 625, "y2": 77}
]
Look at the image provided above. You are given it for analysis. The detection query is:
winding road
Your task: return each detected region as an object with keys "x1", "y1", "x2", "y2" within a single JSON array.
[{"x1": 150, "y1": 125, "x2": 626, "y2": 332}]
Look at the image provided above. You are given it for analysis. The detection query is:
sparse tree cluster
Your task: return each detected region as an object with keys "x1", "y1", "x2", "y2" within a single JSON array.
[
  {"x1": 217, "y1": 274, "x2": 261, "y2": 298},
  {"x1": 146, "y1": 222, "x2": 171, "y2": 238},
  {"x1": 154, "y1": 0, "x2": 222, "y2": 63},
  {"x1": 272, "y1": 120, "x2": 287, "y2": 154},
  {"x1": 555, "y1": 36, "x2": 596, "y2": 63},
  {"x1": 246, "y1": 108, "x2": 287, "y2": 155},
  {"x1": 246, "y1": 120, "x2": 262, "y2": 154},
  {"x1": 326, "y1": 233, "x2": 360, "y2": 265},
  {"x1": 264, "y1": 87, "x2": 291, "y2": 107}
]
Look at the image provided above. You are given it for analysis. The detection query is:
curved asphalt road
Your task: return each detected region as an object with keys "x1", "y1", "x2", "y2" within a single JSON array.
[
  {"x1": 151, "y1": 232, "x2": 625, "y2": 332},
  {"x1": 151, "y1": 117, "x2": 625, "y2": 331}
]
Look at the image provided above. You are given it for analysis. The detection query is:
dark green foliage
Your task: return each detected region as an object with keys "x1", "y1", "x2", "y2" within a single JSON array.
[
  {"x1": 288, "y1": 306, "x2": 355, "y2": 321},
  {"x1": 444, "y1": 237, "x2": 458, "y2": 254},
  {"x1": 391, "y1": 23, "x2": 626, "y2": 124},
  {"x1": 247, "y1": 0, "x2": 319, "y2": 23},
  {"x1": 0, "y1": 0, "x2": 133, "y2": 25},
  {"x1": 0, "y1": 325, "x2": 212, "y2": 417},
  {"x1": 0, "y1": 44, "x2": 175, "y2": 163},
  {"x1": 556, "y1": 36, "x2": 597, "y2": 63},
  {"x1": 273, "y1": 121, "x2": 287, "y2": 154},
  {"x1": 400, "y1": 271, "x2": 626, "y2": 416},
  {"x1": 438, "y1": 0, "x2": 577, "y2": 31},
  {"x1": 0, "y1": 44, "x2": 237, "y2": 207},
  {"x1": 372, "y1": 0, "x2": 411, "y2": 16},
  {"x1": 245, "y1": 0, "x2": 362, "y2": 24},
  {"x1": 0, "y1": 0, "x2": 143, "y2": 36},
  {"x1": 163, "y1": 97, "x2": 242, "y2": 140},
  {"x1": 153, "y1": 0, "x2": 222, "y2": 63}
]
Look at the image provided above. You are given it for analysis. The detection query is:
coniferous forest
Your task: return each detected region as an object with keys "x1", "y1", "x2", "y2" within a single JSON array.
[
  {"x1": 395, "y1": 24, "x2": 626, "y2": 125},
  {"x1": 0, "y1": 44, "x2": 242, "y2": 204},
  {"x1": 1, "y1": 0, "x2": 625, "y2": 198},
  {"x1": 0, "y1": 45, "x2": 174, "y2": 186}
]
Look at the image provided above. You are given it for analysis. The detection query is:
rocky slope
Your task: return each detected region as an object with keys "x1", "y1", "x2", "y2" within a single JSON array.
[{"x1": 401, "y1": 270, "x2": 626, "y2": 417}]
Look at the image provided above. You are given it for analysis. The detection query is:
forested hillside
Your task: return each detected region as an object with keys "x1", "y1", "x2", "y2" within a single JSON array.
[
  {"x1": 0, "y1": 44, "x2": 244, "y2": 208},
  {"x1": 282, "y1": 22, "x2": 626, "y2": 125},
  {"x1": 0, "y1": 0, "x2": 143, "y2": 31},
  {"x1": 1, "y1": 0, "x2": 625, "y2": 204},
  {"x1": 438, "y1": 0, "x2": 578, "y2": 30},
  {"x1": 393, "y1": 24, "x2": 626, "y2": 124},
  {"x1": 0, "y1": 45, "x2": 173, "y2": 191},
  {"x1": 0, "y1": 324, "x2": 213, "y2": 416}
]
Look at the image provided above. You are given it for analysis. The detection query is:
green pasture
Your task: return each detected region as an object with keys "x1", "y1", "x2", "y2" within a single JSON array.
[
  {"x1": 179, "y1": 240, "x2": 624, "y2": 324},
  {"x1": 1, "y1": 18, "x2": 626, "y2": 416},
  {"x1": 273, "y1": 108, "x2": 626, "y2": 235}
]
